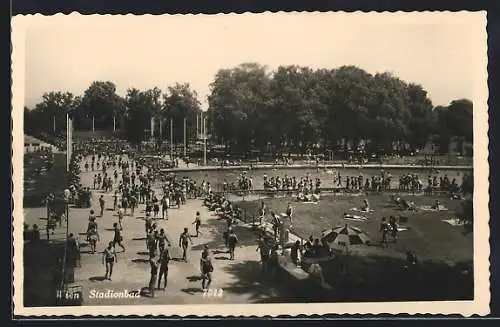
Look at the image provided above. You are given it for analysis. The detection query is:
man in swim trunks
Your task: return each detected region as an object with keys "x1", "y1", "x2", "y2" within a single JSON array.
[{"x1": 200, "y1": 246, "x2": 213, "y2": 291}]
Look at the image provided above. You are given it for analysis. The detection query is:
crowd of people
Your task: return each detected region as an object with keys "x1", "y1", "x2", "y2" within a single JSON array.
[
  {"x1": 36, "y1": 137, "x2": 473, "y2": 301},
  {"x1": 222, "y1": 167, "x2": 469, "y2": 200},
  {"x1": 71, "y1": 148, "x2": 226, "y2": 295}
]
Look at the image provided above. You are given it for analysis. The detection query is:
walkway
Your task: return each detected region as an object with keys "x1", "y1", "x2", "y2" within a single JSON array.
[{"x1": 68, "y1": 158, "x2": 290, "y2": 305}]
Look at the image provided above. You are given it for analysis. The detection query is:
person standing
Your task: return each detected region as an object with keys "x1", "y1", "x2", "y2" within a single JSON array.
[
  {"x1": 271, "y1": 212, "x2": 281, "y2": 241},
  {"x1": 157, "y1": 247, "x2": 170, "y2": 290},
  {"x1": 256, "y1": 236, "x2": 271, "y2": 273},
  {"x1": 87, "y1": 223, "x2": 99, "y2": 254},
  {"x1": 113, "y1": 191, "x2": 118, "y2": 211},
  {"x1": 259, "y1": 201, "x2": 266, "y2": 225},
  {"x1": 157, "y1": 228, "x2": 170, "y2": 257},
  {"x1": 129, "y1": 194, "x2": 137, "y2": 217},
  {"x1": 227, "y1": 229, "x2": 239, "y2": 260},
  {"x1": 200, "y1": 246, "x2": 213, "y2": 291},
  {"x1": 149, "y1": 253, "x2": 159, "y2": 297},
  {"x1": 161, "y1": 194, "x2": 169, "y2": 220},
  {"x1": 192, "y1": 211, "x2": 201, "y2": 237},
  {"x1": 117, "y1": 205, "x2": 124, "y2": 231},
  {"x1": 389, "y1": 216, "x2": 398, "y2": 243},
  {"x1": 286, "y1": 202, "x2": 293, "y2": 225},
  {"x1": 102, "y1": 242, "x2": 117, "y2": 280},
  {"x1": 148, "y1": 230, "x2": 159, "y2": 258},
  {"x1": 179, "y1": 228, "x2": 193, "y2": 262},
  {"x1": 380, "y1": 217, "x2": 389, "y2": 247}
]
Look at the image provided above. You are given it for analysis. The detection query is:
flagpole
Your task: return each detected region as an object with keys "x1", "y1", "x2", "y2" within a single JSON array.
[
  {"x1": 66, "y1": 113, "x2": 70, "y2": 171},
  {"x1": 170, "y1": 118, "x2": 173, "y2": 160},
  {"x1": 183, "y1": 117, "x2": 187, "y2": 158},
  {"x1": 203, "y1": 114, "x2": 207, "y2": 166}
]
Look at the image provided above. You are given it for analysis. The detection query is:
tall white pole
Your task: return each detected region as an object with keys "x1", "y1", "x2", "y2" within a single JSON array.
[
  {"x1": 92, "y1": 116, "x2": 95, "y2": 134},
  {"x1": 196, "y1": 114, "x2": 199, "y2": 138},
  {"x1": 66, "y1": 113, "x2": 71, "y2": 171},
  {"x1": 184, "y1": 117, "x2": 187, "y2": 157},
  {"x1": 170, "y1": 118, "x2": 173, "y2": 159},
  {"x1": 203, "y1": 115, "x2": 207, "y2": 166},
  {"x1": 113, "y1": 114, "x2": 116, "y2": 133},
  {"x1": 150, "y1": 116, "x2": 155, "y2": 140},
  {"x1": 53, "y1": 116, "x2": 56, "y2": 133}
]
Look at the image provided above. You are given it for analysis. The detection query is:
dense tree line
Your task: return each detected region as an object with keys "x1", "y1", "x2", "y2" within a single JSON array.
[
  {"x1": 24, "y1": 81, "x2": 203, "y2": 146},
  {"x1": 207, "y1": 63, "x2": 473, "y2": 155},
  {"x1": 24, "y1": 63, "x2": 472, "y2": 155}
]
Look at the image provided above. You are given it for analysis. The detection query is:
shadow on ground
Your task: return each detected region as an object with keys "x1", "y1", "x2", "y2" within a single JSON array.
[
  {"x1": 221, "y1": 260, "x2": 306, "y2": 303},
  {"x1": 191, "y1": 215, "x2": 260, "y2": 252},
  {"x1": 316, "y1": 253, "x2": 474, "y2": 302}
]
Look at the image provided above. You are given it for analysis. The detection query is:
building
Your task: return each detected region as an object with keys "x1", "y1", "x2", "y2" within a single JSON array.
[{"x1": 24, "y1": 135, "x2": 57, "y2": 153}]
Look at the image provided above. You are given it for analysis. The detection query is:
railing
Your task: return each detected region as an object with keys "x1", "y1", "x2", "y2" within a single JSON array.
[{"x1": 216, "y1": 186, "x2": 456, "y2": 199}]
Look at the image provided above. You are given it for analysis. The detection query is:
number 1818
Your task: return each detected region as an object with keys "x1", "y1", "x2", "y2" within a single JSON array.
[{"x1": 203, "y1": 288, "x2": 223, "y2": 298}]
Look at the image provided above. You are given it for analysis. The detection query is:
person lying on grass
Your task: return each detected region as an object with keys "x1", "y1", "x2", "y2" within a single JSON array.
[
  {"x1": 296, "y1": 192, "x2": 320, "y2": 202},
  {"x1": 343, "y1": 212, "x2": 367, "y2": 221},
  {"x1": 390, "y1": 195, "x2": 417, "y2": 211}
]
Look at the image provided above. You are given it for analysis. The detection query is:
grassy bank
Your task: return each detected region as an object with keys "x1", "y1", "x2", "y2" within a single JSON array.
[
  {"x1": 236, "y1": 194, "x2": 472, "y2": 263},
  {"x1": 24, "y1": 152, "x2": 68, "y2": 207}
]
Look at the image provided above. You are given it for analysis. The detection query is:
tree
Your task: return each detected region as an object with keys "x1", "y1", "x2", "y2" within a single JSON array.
[
  {"x1": 207, "y1": 63, "x2": 272, "y2": 153},
  {"x1": 24, "y1": 91, "x2": 76, "y2": 136},
  {"x1": 406, "y1": 83, "x2": 436, "y2": 151},
  {"x1": 79, "y1": 81, "x2": 125, "y2": 131},
  {"x1": 433, "y1": 99, "x2": 473, "y2": 154},
  {"x1": 161, "y1": 83, "x2": 202, "y2": 143},
  {"x1": 123, "y1": 88, "x2": 160, "y2": 146},
  {"x1": 446, "y1": 99, "x2": 473, "y2": 142}
]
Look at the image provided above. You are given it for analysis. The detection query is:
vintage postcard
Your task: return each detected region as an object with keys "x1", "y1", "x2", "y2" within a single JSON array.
[{"x1": 12, "y1": 12, "x2": 490, "y2": 316}]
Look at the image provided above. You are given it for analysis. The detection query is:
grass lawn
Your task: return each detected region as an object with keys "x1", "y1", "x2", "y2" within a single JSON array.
[
  {"x1": 235, "y1": 194, "x2": 473, "y2": 301},
  {"x1": 24, "y1": 152, "x2": 68, "y2": 207},
  {"x1": 236, "y1": 194, "x2": 472, "y2": 262}
]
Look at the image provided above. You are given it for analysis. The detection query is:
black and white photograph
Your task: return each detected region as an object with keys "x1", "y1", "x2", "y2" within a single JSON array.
[{"x1": 11, "y1": 12, "x2": 489, "y2": 316}]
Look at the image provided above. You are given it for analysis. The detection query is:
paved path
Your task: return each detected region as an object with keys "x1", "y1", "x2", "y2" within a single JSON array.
[{"x1": 68, "y1": 158, "x2": 291, "y2": 305}]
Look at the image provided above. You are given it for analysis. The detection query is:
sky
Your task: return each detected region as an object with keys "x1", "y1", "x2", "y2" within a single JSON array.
[{"x1": 22, "y1": 12, "x2": 483, "y2": 109}]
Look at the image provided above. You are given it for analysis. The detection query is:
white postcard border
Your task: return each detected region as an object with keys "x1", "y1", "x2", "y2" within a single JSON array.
[{"x1": 12, "y1": 11, "x2": 490, "y2": 317}]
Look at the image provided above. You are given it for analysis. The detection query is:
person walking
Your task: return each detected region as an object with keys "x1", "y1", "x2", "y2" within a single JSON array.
[
  {"x1": 102, "y1": 242, "x2": 117, "y2": 280},
  {"x1": 179, "y1": 228, "x2": 193, "y2": 262},
  {"x1": 112, "y1": 222, "x2": 126, "y2": 252},
  {"x1": 192, "y1": 211, "x2": 201, "y2": 237},
  {"x1": 200, "y1": 246, "x2": 214, "y2": 291},
  {"x1": 148, "y1": 252, "x2": 159, "y2": 297},
  {"x1": 157, "y1": 247, "x2": 170, "y2": 290}
]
